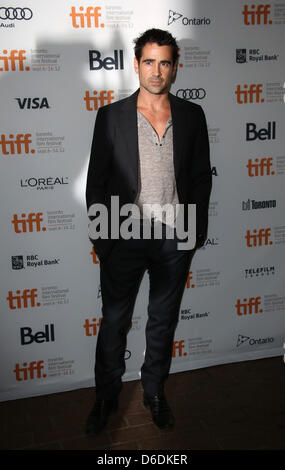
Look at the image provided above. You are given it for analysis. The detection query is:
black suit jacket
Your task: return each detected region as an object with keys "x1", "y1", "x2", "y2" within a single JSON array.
[{"x1": 86, "y1": 89, "x2": 212, "y2": 260}]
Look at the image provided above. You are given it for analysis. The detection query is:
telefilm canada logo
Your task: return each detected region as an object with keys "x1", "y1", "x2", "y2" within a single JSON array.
[{"x1": 167, "y1": 9, "x2": 211, "y2": 26}]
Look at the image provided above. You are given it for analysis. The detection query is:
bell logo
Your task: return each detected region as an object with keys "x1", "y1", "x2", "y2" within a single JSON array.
[
  {"x1": 0, "y1": 49, "x2": 29, "y2": 72},
  {"x1": 172, "y1": 340, "x2": 187, "y2": 357},
  {"x1": 242, "y1": 4, "x2": 272, "y2": 25},
  {"x1": 245, "y1": 228, "x2": 272, "y2": 247},
  {"x1": 20, "y1": 324, "x2": 55, "y2": 345},
  {"x1": 13, "y1": 360, "x2": 46, "y2": 381},
  {"x1": 70, "y1": 6, "x2": 104, "y2": 28},
  {"x1": 6, "y1": 289, "x2": 40, "y2": 310},
  {"x1": 246, "y1": 157, "x2": 274, "y2": 176},
  {"x1": 89, "y1": 50, "x2": 124, "y2": 70},
  {"x1": 186, "y1": 271, "x2": 195, "y2": 288},
  {"x1": 235, "y1": 297, "x2": 263, "y2": 315},
  {"x1": 235, "y1": 84, "x2": 264, "y2": 103},
  {"x1": 12, "y1": 213, "x2": 46, "y2": 233},
  {"x1": 246, "y1": 122, "x2": 276, "y2": 141},
  {"x1": 0, "y1": 133, "x2": 35, "y2": 155},
  {"x1": 83, "y1": 317, "x2": 102, "y2": 336},
  {"x1": 84, "y1": 90, "x2": 115, "y2": 111}
]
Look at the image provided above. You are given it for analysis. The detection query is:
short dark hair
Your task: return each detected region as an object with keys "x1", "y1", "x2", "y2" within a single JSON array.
[{"x1": 133, "y1": 28, "x2": 179, "y2": 64}]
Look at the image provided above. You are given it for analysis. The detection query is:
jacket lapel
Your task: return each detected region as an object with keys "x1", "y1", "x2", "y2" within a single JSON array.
[
  {"x1": 169, "y1": 93, "x2": 185, "y2": 181},
  {"x1": 118, "y1": 89, "x2": 140, "y2": 192}
]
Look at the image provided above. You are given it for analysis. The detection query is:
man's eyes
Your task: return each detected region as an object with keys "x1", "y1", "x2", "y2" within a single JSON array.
[{"x1": 144, "y1": 60, "x2": 170, "y2": 66}]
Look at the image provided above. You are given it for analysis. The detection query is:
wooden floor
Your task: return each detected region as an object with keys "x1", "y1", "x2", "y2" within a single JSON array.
[{"x1": 1, "y1": 356, "x2": 284, "y2": 450}]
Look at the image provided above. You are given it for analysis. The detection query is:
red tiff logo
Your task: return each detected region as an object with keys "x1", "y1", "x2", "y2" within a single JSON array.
[
  {"x1": 235, "y1": 297, "x2": 263, "y2": 315},
  {"x1": 246, "y1": 157, "x2": 274, "y2": 176},
  {"x1": 0, "y1": 49, "x2": 29, "y2": 71},
  {"x1": 12, "y1": 212, "x2": 46, "y2": 233},
  {"x1": 83, "y1": 317, "x2": 102, "y2": 336},
  {"x1": 242, "y1": 4, "x2": 272, "y2": 25},
  {"x1": 245, "y1": 228, "x2": 272, "y2": 247},
  {"x1": 6, "y1": 288, "x2": 40, "y2": 310},
  {"x1": 235, "y1": 84, "x2": 264, "y2": 103},
  {"x1": 14, "y1": 360, "x2": 46, "y2": 381},
  {"x1": 84, "y1": 90, "x2": 115, "y2": 110},
  {"x1": 0, "y1": 133, "x2": 34, "y2": 155},
  {"x1": 186, "y1": 271, "x2": 195, "y2": 288},
  {"x1": 172, "y1": 340, "x2": 187, "y2": 357},
  {"x1": 70, "y1": 6, "x2": 104, "y2": 28}
]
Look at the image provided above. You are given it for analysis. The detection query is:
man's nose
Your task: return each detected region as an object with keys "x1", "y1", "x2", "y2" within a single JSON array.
[{"x1": 153, "y1": 63, "x2": 161, "y2": 76}]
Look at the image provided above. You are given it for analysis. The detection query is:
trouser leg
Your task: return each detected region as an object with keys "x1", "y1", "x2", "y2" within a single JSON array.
[
  {"x1": 141, "y1": 238, "x2": 195, "y2": 396},
  {"x1": 95, "y1": 239, "x2": 146, "y2": 400}
]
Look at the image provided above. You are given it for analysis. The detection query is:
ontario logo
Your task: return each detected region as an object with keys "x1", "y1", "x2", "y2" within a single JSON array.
[
  {"x1": 167, "y1": 9, "x2": 211, "y2": 26},
  {"x1": 236, "y1": 334, "x2": 274, "y2": 347}
]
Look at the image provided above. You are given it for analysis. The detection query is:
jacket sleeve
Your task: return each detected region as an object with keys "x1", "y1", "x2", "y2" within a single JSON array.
[
  {"x1": 189, "y1": 106, "x2": 212, "y2": 247},
  {"x1": 86, "y1": 107, "x2": 113, "y2": 211},
  {"x1": 85, "y1": 107, "x2": 115, "y2": 259}
]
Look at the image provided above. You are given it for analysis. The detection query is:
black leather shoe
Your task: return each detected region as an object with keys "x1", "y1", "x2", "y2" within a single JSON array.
[
  {"x1": 86, "y1": 397, "x2": 118, "y2": 434},
  {"x1": 143, "y1": 393, "x2": 174, "y2": 429}
]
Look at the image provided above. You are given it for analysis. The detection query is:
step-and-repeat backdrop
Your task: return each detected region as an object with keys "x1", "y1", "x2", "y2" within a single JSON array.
[{"x1": 1, "y1": 0, "x2": 284, "y2": 401}]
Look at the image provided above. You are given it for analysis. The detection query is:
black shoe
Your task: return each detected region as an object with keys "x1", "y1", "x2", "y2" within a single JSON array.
[
  {"x1": 86, "y1": 396, "x2": 118, "y2": 434},
  {"x1": 143, "y1": 393, "x2": 174, "y2": 429}
]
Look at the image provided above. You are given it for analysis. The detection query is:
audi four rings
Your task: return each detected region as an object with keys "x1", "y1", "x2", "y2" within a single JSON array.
[
  {"x1": 176, "y1": 88, "x2": 206, "y2": 100},
  {"x1": 0, "y1": 7, "x2": 33, "y2": 20}
]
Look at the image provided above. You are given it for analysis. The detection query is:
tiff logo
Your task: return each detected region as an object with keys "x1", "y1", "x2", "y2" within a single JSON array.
[
  {"x1": 12, "y1": 213, "x2": 46, "y2": 233},
  {"x1": 186, "y1": 271, "x2": 195, "y2": 288},
  {"x1": 172, "y1": 340, "x2": 187, "y2": 357},
  {"x1": 0, "y1": 49, "x2": 29, "y2": 71},
  {"x1": 235, "y1": 84, "x2": 264, "y2": 103},
  {"x1": 83, "y1": 317, "x2": 102, "y2": 336},
  {"x1": 0, "y1": 133, "x2": 34, "y2": 155},
  {"x1": 84, "y1": 90, "x2": 114, "y2": 111},
  {"x1": 235, "y1": 297, "x2": 263, "y2": 315},
  {"x1": 242, "y1": 4, "x2": 272, "y2": 25},
  {"x1": 14, "y1": 360, "x2": 46, "y2": 381},
  {"x1": 6, "y1": 289, "x2": 40, "y2": 310},
  {"x1": 70, "y1": 6, "x2": 104, "y2": 28},
  {"x1": 91, "y1": 246, "x2": 100, "y2": 264},
  {"x1": 245, "y1": 228, "x2": 272, "y2": 247},
  {"x1": 246, "y1": 157, "x2": 274, "y2": 176}
]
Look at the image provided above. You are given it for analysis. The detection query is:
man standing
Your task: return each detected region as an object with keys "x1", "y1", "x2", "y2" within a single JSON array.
[{"x1": 86, "y1": 29, "x2": 211, "y2": 434}]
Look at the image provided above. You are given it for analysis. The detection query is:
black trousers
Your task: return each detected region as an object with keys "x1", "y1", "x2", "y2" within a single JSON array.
[{"x1": 94, "y1": 228, "x2": 195, "y2": 399}]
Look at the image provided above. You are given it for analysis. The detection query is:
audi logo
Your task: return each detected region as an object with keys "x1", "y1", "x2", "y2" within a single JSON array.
[
  {"x1": 176, "y1": 88, "x2": 206, "y2": 100},
  {"x1": 124, "y1": 349, "x2": 131, "y2": 360},
  {"x1": 0, "y1": 7, "x2": 33, "y2": 20}
]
